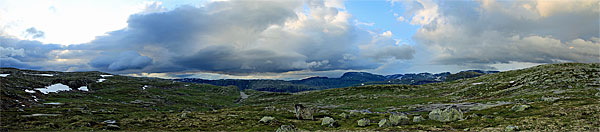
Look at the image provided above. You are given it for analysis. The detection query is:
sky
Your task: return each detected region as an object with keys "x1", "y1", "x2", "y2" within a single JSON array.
[{"x1": 0, "y1": 0, "x2": 598, "y2": 80}]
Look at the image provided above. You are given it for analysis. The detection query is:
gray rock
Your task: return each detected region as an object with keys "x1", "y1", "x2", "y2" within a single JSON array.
[
  {"x1": 106, "y1": 124, "x2": 120, "y2": 130},
  {"x1": 103, "y1": 120, "x2": 116, "y2": 124},
  {"x1": 595, "y1": 92, "x2": 600, "y2": 97},
  {"x1": 428, "y1": 106, "x2": 463, "y2": 122},
  {"x1": 294, "y1": 104, "x2": 314, "y2": 120},
  {"x1": 339, "y1": 113, "x2": 349, "y2": 119},
  {"x1": 378, "y1": 119, "x2": 392, "y2": 127},
  {"x1": 412, "y1": 115, "x2": 424, "y2": 122},
  {"x1": 259, "y1": 116, "x2": 275, "y2": 123},
  {"x1": 511, "y1": 104, "x2": 530, "y2": 112},
  {"x1": 389, "y1": 113, "x2": 410, "y2": 125},
  {"x1": 467, "y1": 113, "x2": 479, "y2": 119},
  {"x1": 505, "y1": 125, "x2": 519, "y2": 131},
  {"x1": 541, "y1": 97, "x2": 560, "y2": 102},
  {"x1": 276, "y1": 125, "x2": 297, "y2": 132},
  {"x1": 321, "y1": 117, "x2": 337, "y2": 127},
  {"x1": 357, "y1": 118, "x2": 370, "y2": 127}
]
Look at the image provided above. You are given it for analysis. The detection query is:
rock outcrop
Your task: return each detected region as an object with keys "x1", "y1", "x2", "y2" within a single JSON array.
[
  {"x1": 294, "y1": 104, "x2": 314, "y2": 120},
  {"x1": 389, "y1": 113, "x2": 410, "y2": 125},
  {"x1": 412, "y1": 115, "x2": 424, "y2": 122},
  {"x1": 511, "y1": 104, "x2": 530, "y2": 112},
  {"x1": 259, "y1": 116, "x2": 275, "y2": 123},
  {"x1": 276, "y1": 125, "x2": 297, "y2": 132},
  {"x1": 428, "y1": 106, "x2": 463, "y2": 122},
  {"x1": 321, "y1": 117, "x2": 337, "y2": 127},
  {"x1": 357, "y1": 118, "x2": 370, "y2": 127}
]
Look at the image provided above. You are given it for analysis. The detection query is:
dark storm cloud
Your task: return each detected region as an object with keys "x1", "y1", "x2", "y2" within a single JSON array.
[
  {"x1": 71, "y1": 0, "x2": 414, "y2": 74},
  {"x1": 89, "y1": 51, "x2": 152, "y2": 71}
]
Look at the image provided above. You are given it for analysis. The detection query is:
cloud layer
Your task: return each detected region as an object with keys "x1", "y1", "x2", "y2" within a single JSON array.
[
  {"x1": 398, "y1": 0, "x2": 599, "y2": 69},
  {"x1": 1, "y1": 0, "x2": 414, "y2": 75}
]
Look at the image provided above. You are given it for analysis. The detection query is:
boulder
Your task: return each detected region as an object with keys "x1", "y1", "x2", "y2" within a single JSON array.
[
  {"x1": 294, "y1": 104, "x2": 314, "y2": 120},
  {"x1": 378, "y1": 119, "x2": 392, "y2": 127},
  {"x1": 389, "y1": 113, "x2": 410, "y2": 125},
  {"x1": 106, "y1": 124, "x2": 120, "y2": 130},
  {"x1": 595, "y1": 92, "x2": 600, "y2": 97},
  {"x1": 505, "y1": 125, "x2": 519, "y2": 131},
  {"x1": 511, "y1": 104, "x2": 530, "y2": 112},
  {"x1": 339, "y1": 113, "x2": 349, "y2": 119},
  {"x1": 428, "y1": 106, "x2": 463, "y2": 122},
  {"x1": 321, "y1": 117, "x2": 337, "y2": 127},
  {"x1": 412, "y1": 115, "x2": 424, "y2": 122},
  {"x1": 276, "y1": 125, "x2": 297, "y2": 132},
  {"x1": 259, "y1": 116, "x2": 275, "y2": 123},
  {"x1": 357, "y1": 118, "x2": 370, "y2": 127}
]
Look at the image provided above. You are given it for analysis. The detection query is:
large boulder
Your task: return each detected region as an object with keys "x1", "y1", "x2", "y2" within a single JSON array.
[
  {"x1": 378, "y1": 119, "x2": 392, "y2": 127},
  {"x1": 428, "y1": 106, "x2": 463, "y2": 122},
  {"x1": 357, "y1": 118, "x2": 370, "y2": 127},
  {"x1": 511, "y1": 104, "x2": 530, "y2": 112},
  {"x1": 294, "y1": 104, "x2": 314, "y2": 120},
  {"x1": 259, "y1": 116, "x2": 275, "y2": 123},
  {"x1": 276, "y1": 125, "x2": 297, "y2": 132},
  {"x1": 321, "y1": 117, "x2": 337, "y2": 127},
  {"x1": 389, "y1": 113, "x2": 410, "y2": 125}
]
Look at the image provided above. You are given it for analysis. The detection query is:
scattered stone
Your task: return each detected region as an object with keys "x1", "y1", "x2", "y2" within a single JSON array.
[
  {"x1": 357, "y1": 118, "x2": 370, "y2": 127},
  {"x1": 428, "y1": 106, "x2": 463, "y2": 122},
  {"x1": 276, "y1": 125, "x2": 297, "y2": 132},
  {"x1": 463, "y1": 128, "x2": 470, "y2": 131},
  {"x1": 103, "y1": 120, "x2": 116, "y2": 124},
  {"x1": 541, "y1": 97, "x2": 560, "y2": 102},
  {"x1": 505, "y1": 125, "x2": 519, "y2": 131},
  {"x1": 259, "y1": 116, "x2": 275, "y2": 123},
  {"x1": 595, "y1": 92, "x2": 600, "y2": 97},
  {"x1": 378, "y1": 119, "x2": 392, "y2": 127},
  {"x1": 339, "y1": 113, "x2": 349, "y2": 119},
  {"x1": 294, "y1": 104, "x2": 314, "y2": 120},
  {"x1": 321, "y1": 117, "x2": 337, "y2": 127},
  {"x1": 389, "y1": 113, "x2": 410, "y2": 125},
  {"x1": 511, "y1": 104, "x2": 530, "y2": 112},
  {"x1": 412, "y1": 115, "x2": 424, "y2": 122},
  {"x1": 106, "y1": 124, "x2": 120, "y2": 130}
]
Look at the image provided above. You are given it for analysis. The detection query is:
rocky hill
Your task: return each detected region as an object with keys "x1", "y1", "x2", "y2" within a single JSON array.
[{"x1": 1, "y1": 63, "x2": 599, "y2": 131}]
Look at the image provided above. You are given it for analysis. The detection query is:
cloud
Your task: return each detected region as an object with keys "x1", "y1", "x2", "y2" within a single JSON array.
[
  {"x1": 405, "y1": 0, "x2": 600, "y2": 68},
  {"x1": 24, "y1": 27, "x2": 45, "y2": 39},
  {"x1": 0, "y1": 35, "x2": 64, "y2": 70},
  {"x1": 73, "y1": 0, "x2": 414, "y2": 74},
  {"x1": 89, "y1": 51, "x2": 152, "y2": 71}
]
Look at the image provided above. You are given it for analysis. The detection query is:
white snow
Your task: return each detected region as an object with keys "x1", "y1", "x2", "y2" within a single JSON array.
[
  {"x1": 142, "y1": 85, "x2": 148, "y2": 90},
  {"x1": 509, "y1": 81, "x2": 515, "y2": 83},
  {"x1": 78, "y1": 86, "x2": 89, "y2": 91},
  {"x1": 25, "y1": 89, "x2": 36, "y2": 93},
  {"x1": 97, "y1": 79, "x2": 106, "y2": 82},
  {"x1": 472, "y1": 82, "x2": 484, "y2": 85},
  {"x1": 0, "y1": 74, "x2": 9, "y2": 77},
  {"x1": 43, "y1": 102, "x2": 63, "y2": 105},
  {"x1": 100, "y1": 75, "x2": 113, "y2": 77},
  {"x1": 35, "y1": 83, "x2": 72, "y2": 94},
  {"x1": 32, "y1": 74, "x2": 54, "y2": 77}
]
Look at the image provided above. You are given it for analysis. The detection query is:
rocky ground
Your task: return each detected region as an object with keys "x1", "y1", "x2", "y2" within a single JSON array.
[{"x1": 1, "y1": 63, "x2": 599, "y2": 131}]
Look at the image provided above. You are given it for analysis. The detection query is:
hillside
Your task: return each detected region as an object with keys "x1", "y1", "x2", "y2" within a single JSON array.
[
  {"x1": 1, "y1": 63, "x2": 599, "y2": 131},
  {"x1": 176, "y1": 70, "x2": 498, "y2": 93}
]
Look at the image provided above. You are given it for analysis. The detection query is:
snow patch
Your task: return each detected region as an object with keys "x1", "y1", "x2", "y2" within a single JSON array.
[
  {"x1": 472, "y1": 82, "x2": 484, "y2": 85},
  {"x1": 142, "y1": 85, "x2": 148, "y2": 90},
  {"x1": 0, "y1": 74, "x2": 9, "y2": 77},
  {"x1": 100, "y1": 75, "x2": 113, "y2": 77},
  {"x1": 35, "y1": 83, "x2": 71, "y2": 94},
  {"x1": 25, "y1": 89, "x2": 36, "y2": 93},
  {"x1": 97, "y1": 79, "x2": 106, "y2": 82},
  {"x1": 78, "y1": 86, "x2": 89, "y2": 91}
]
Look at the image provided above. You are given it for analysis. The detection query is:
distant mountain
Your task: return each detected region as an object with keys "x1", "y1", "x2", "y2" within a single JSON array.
[{"x1": 176, "y1": 70, "x2": 500, "y2": 92}]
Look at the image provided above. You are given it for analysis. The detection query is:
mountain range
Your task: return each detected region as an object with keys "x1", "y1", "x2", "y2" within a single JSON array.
[{"x1": 175, "y1": 70, "x2": 499, "y2": 92}]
